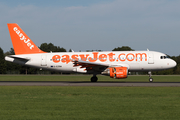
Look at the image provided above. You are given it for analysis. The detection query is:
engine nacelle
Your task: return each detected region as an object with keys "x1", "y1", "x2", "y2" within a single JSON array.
[{"x1": 101, "y1": 67, "x2": 128, "y2": 79}]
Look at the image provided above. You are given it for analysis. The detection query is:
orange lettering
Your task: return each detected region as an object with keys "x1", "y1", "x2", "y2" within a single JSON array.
[
  {"x1": 52, "y1": 52, "x2": 148, "y2": 64},
  {"x1": 52, "y1": 55, "x2": 60, "y2": 63},
  {"x1": 108, "y1": 53, "x2": 115, "y2": 62},
  {"x1": 61, "y1": 55, "x2": 70, "y2": 64},
  {"x1": 89, "y1": 52, "x2": 98, "y2": 62},
  {"x1": 72, "y1": 54, "x2": 78, "y2": 61},
  {"x1": 126, "y1": 53, "x2": 135, "y2": 61},
  {"x1": 99, "y1": 54, "x2": 107, "y2": 62},
  {"x1": 118, "y1": 53, "x2": 126, "y2": 62},
  {"x1": 79, "y1": 54, "x2": 89, "y2": 61},
  {"x1": 136, "y1": 53, "x2": 147, "y2": 61}
]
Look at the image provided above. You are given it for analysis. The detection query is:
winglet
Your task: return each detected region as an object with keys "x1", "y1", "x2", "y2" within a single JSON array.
[{"x1": 7, "y1": 23, "x2": 46, "y2": 55}]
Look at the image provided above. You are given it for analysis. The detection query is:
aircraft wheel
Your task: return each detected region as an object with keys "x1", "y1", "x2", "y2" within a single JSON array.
[
  {"x1": 149, "y1": 78, "x2": 153, "y2": 82},
  {"x1": 91, "y1": 76, "x2": 98, "y2": 82}
]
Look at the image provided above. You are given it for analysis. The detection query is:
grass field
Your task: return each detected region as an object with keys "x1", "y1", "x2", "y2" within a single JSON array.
[{"x1": 0, "y1": 75, "x2": 180, "y2": 120}]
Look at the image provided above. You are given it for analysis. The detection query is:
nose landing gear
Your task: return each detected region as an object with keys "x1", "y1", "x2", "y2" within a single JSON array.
[{"x1": 148, "y1": 71, "x2": 153, "y2": 82}]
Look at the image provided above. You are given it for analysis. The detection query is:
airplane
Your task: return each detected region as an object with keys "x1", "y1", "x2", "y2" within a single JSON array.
[{"x1": 5, "y1": 23, "x2": 177, "y2": 82}]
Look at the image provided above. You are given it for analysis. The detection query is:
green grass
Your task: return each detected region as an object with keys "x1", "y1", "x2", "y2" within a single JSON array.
[
  {"x1": 0, "y1": 75, "x2": 180, "y2": 119},
  {"x1": 0, "y1": 86, "x2": 180, "y2": 120},
  {"x1": 0, "y1": 75, "x2": 180, "y2": 82}
]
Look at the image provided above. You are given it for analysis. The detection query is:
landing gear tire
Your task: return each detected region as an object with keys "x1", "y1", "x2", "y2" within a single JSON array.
[
  {"x1": 149, "y1": 78, "x2": 153, "y2": 82},
  {"x1": 91, "y1": 76, "x2": 98, "y2": 82}
]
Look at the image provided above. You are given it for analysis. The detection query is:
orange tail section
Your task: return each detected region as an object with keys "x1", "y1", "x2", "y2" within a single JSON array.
[{"x1": 7, "y1": 23, "x2": 46, "y2": 55}]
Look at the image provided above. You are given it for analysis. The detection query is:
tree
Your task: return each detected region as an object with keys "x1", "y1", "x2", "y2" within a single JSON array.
[
  {"x1": 86, "y1": 50, "x2": 102, "y2": 52},
  {"x1": 170, "y1": 55, "x2": 180, "y2": 74},
  {"x1": 4, "y1": 48, "x2": 15, "y2": 55},
  {"x1": 4, "y1": 48, "x2": 21, "y2": 74},
  {"x1": 39, "y1": 43, "x2": 66, "y2": 52},
  {"x1": 112, "y1": 46, "x2": 134, "y2": 51},
  {"x1": 0, "y1": 47, "x2": 6, "y2": 74}
]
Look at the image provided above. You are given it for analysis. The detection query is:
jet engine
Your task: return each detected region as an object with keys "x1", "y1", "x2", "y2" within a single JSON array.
[{"x1": 101, "y1": 67, "x2": 128, "y2": 79}]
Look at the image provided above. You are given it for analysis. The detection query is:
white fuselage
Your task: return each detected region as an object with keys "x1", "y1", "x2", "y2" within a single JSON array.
[{"x1": 5, "y1": 51, "x2": 177, "y2": 73}]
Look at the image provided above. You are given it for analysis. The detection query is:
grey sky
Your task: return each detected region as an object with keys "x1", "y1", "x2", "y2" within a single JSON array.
[{"x1": 0, "y1": 0, "x2": 180, "y2": 56}]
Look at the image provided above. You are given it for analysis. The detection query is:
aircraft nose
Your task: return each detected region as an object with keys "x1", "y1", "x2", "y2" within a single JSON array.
[{"x1": 170, "y1": 59, "x2": 177, "y2": 68}]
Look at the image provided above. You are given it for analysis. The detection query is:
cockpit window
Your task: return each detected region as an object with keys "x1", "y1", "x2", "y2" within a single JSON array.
[{"x1": 160, "y1": 56, "x2": 168, "y2": 59}]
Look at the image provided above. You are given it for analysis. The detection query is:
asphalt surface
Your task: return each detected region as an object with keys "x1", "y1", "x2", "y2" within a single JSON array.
[{"x1": 1, "y1": 81, "x2": 180, "y2": 86}]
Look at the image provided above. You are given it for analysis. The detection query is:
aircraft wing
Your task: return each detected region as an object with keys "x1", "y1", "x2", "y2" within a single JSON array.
[{"x1": 73, "y1": 60, "x2": 129, "y2": 72}]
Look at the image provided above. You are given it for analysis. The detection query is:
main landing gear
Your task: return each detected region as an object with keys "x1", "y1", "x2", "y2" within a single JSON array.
[
  {"x1": 148, "y1": 71, "x2": 153, "y2": 82},
  {"x1": 91, "y1": 75, "x2": 98, "y2": 82}
]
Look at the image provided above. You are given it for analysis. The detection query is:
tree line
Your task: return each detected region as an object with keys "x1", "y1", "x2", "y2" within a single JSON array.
[{"x1": 0, "y1": 44, "x2": 179, "y2": 75}]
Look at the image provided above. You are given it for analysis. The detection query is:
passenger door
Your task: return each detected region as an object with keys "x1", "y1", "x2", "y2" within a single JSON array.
[
  {"x1": 41, "y1": 55, "x2": 47, "y2": 66},
  {"x1": 148, "y1": 53, "x2": 154, "y2": 64}
]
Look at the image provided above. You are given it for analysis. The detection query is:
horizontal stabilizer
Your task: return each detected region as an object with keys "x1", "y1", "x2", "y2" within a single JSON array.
[{"x1": 5, "y1": 55, "x2": 30, "y2": 62}]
